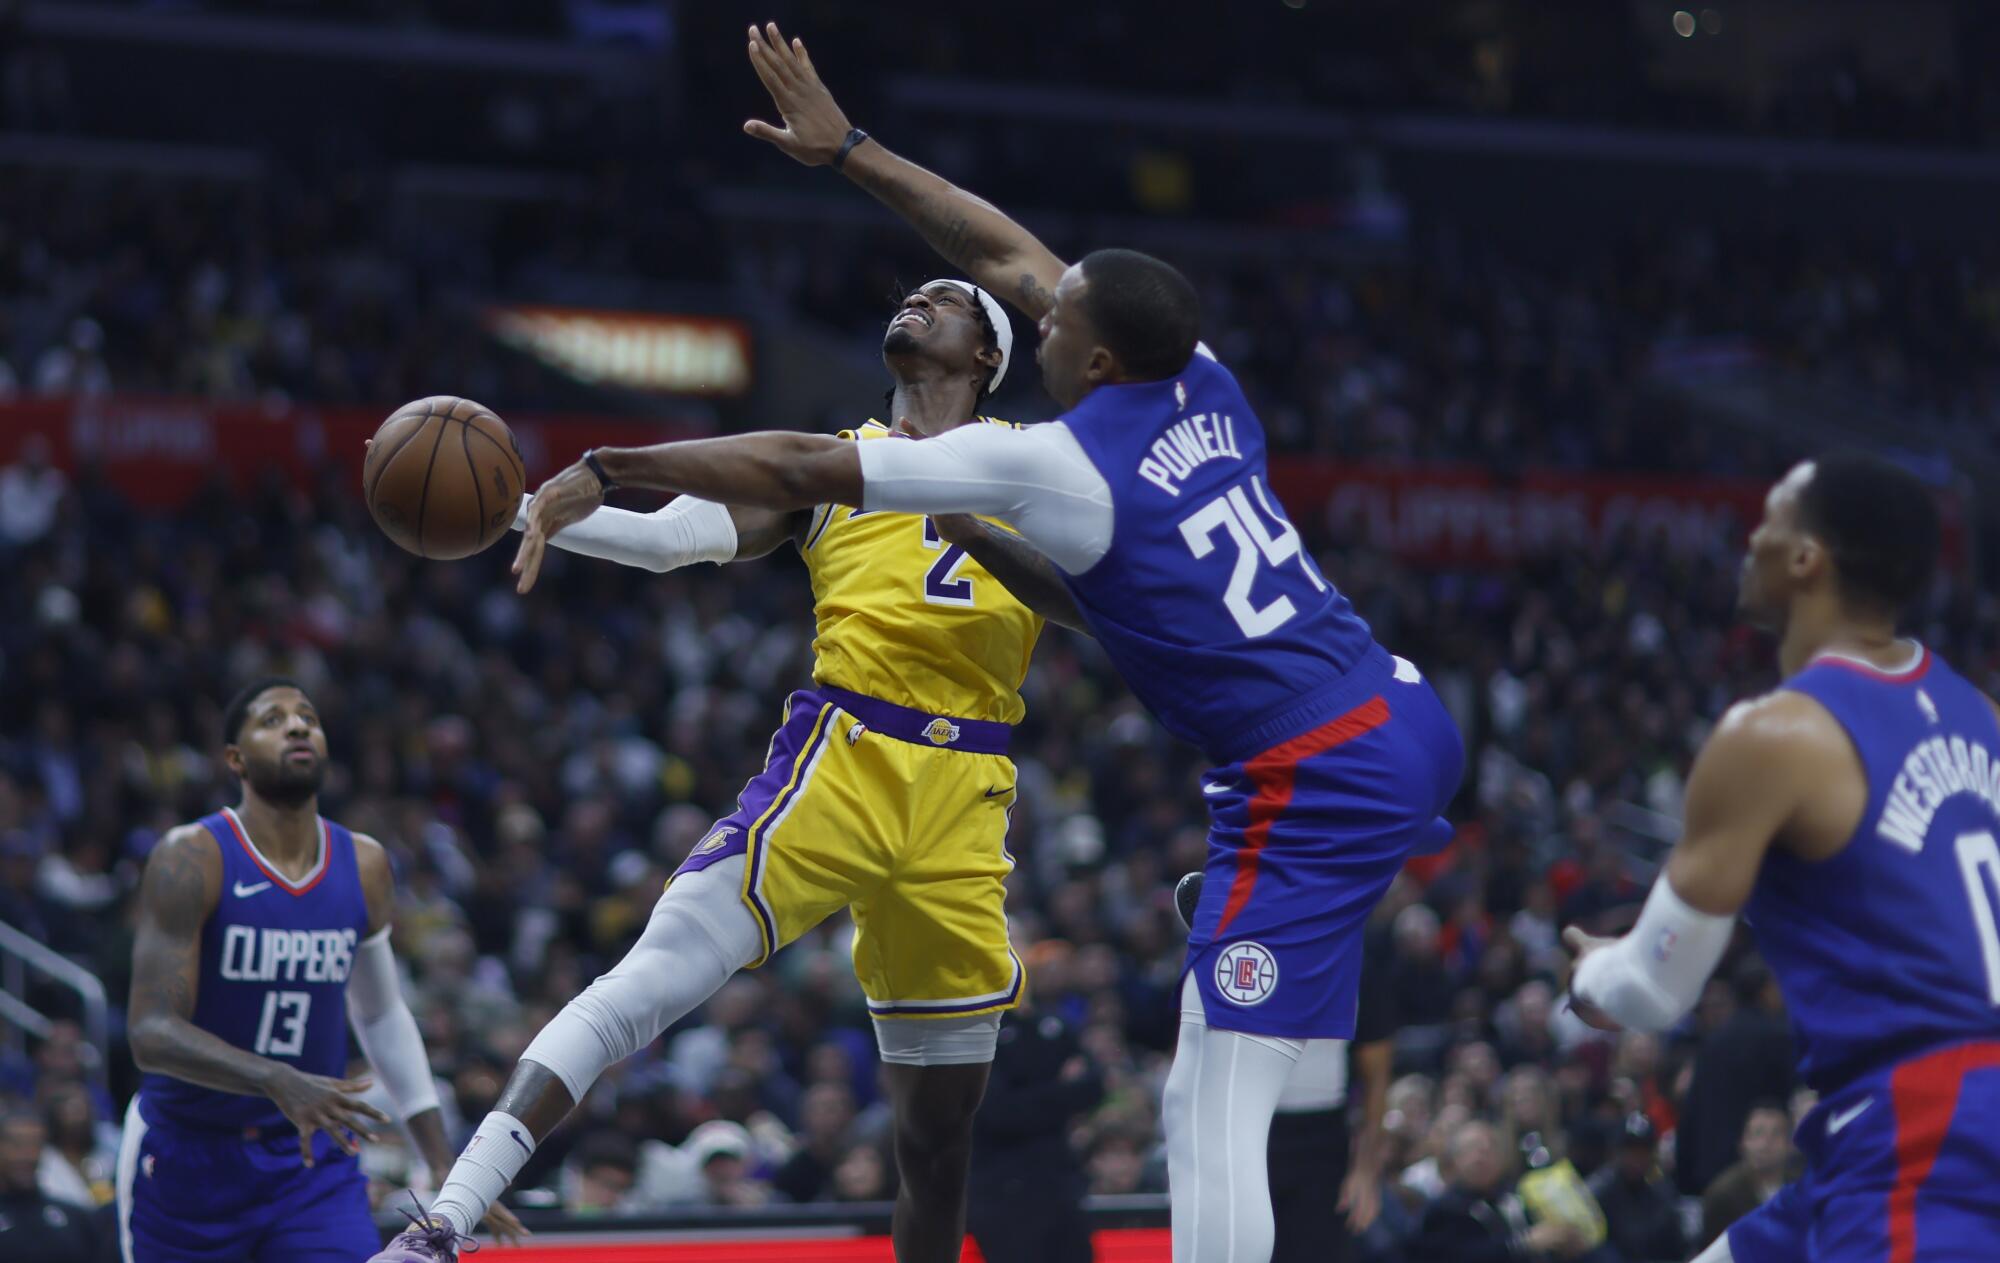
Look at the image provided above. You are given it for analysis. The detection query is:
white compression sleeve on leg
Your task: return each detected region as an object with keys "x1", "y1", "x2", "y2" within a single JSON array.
[
  {"x1": 511, "y1": 494, "x2": 738, "y2": 572},
  {"x1": 345, "y1": 928, "x2": 441, "y2": 1120},
  {"x1": 430, "y1": 1112, "x2": 534, "y2": 1240},
  {"x1": 1162, "y1": 974, "x2": 1303, "y2": 1263},
  {"x1": 430, "y1": 857, "x2": 762, "y2": 1240},
  {"x1": 1571, "y1": 876, "x2": 1735, "y2": 1032},
  {"x1": 518, "y1": 855, "x2": 762, "y2": 1102}
]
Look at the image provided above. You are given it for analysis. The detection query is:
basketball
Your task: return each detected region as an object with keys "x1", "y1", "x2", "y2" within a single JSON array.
[{"x1": 363, "y1": 395, "x2": 525, "y2": 559}]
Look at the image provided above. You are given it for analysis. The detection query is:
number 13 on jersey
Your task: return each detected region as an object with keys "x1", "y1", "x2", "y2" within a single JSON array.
[{"x1": 1179, "y1": 476, "x2": 1327, "y2": 637}]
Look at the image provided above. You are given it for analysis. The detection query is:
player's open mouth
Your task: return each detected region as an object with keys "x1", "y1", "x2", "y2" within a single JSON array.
[
  {"x1": 893, "y1": 309, "x2": 932, "y2": 330},
  {"x1": 285, "y1": 747, "x2": 316, "y2": 763}
]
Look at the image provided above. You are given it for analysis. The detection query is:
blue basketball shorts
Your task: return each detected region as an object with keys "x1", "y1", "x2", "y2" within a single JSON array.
[
  {"x1": 117, "y1": 1098, "x2": 378, "y2": 1263},
  {"x1": 1727, "y1": 1040, "x2": 2000, "y2": 1263},
  {"x1": 1182, "y1": 659, "x2": 1464, "y2": 1039}
]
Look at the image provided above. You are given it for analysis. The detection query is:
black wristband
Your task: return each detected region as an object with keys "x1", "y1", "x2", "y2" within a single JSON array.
[
  {"x1": 582, "y1": 449, "x2": 617, "y2": 493},
  {"x1": 832, "y1": 128, "x2": 870, "y2": 172}
]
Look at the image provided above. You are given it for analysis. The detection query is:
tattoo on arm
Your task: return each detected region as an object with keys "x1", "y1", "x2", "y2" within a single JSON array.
[
  {"x1": 955, "y1": 520, "x2": 1091, "y2": 633},
  {"x1": 128, "y1": 831, "x2": 286, "y2": 1096},
  {"x1": 1017, "y1": 271, "x2": 1055, "y2": 315}
]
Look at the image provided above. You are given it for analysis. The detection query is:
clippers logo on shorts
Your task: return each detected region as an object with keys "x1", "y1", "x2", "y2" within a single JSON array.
[
  {"x1": 1215, "y1": 941, "x2": 1279, "y2": 1006},
  {"x1": 923, "y1": 717, "x2": 962, "y2": 746}
]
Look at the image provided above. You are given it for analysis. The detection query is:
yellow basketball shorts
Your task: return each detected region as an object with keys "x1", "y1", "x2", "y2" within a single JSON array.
[{"x1": 672, "y1": 686, "x2": 1023, "y2": 1019}]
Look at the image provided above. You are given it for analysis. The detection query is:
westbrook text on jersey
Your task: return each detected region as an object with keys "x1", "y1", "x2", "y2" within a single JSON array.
[{"x1": 1878, "y1": 733, "x2": 2000, "y2": 852}]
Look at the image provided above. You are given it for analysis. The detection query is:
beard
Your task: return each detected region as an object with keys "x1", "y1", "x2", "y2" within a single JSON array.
[
  {"x1": 243, "y1": 753, "x2": 325, "y2": 807},
  {"x1": 882, "y1": 323, "x2": 923, "y2": 357}
]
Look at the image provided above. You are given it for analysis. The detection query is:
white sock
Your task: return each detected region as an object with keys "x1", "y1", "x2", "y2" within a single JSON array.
[
  {"x1": 430, "y1": 1112, "x2": 534, "y2": 1239},
  {"x1": 1162, "y1": 974, "x2": 1302, "y2": 1263}
]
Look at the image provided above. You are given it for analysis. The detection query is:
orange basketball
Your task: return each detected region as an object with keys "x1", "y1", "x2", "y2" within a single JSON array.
[{"x1": 363, "y1": 396, "x2": 525, "y2": 559}]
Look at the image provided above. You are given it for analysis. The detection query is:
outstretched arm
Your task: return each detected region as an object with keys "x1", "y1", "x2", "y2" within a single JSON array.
[
  {"x1": 508, "y1": 496, "x2": 803, "y2": 571},
  {"x1": 743, "y1": 22, "x2": 1066, "y2": 319},
  {"x1": 513, "y1": 424, "x2": 1112, "y2": 592}
]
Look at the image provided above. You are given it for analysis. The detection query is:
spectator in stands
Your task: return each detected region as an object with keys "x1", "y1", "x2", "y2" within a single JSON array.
[
  {"x1": 35, "y1": 1082, "x2": 112, "y2": 1208},
  {"x1": 30, "y1": 317, "x2": 110, "y2": 398},
  {"x1": 1587, "y1": 1114, "x2": 1684, "y2": 1263},
  {"x1": 1677, "y1": 958, "x2": 1795, "y2": 1197},
  {"x1": 831, "y1": 1142, "x2": 893, "y2": 1202},
  {"x1": 1700, "y1": 1102, "x2": 1799, "y2": 1247},
  {"x1": 563, "y1": 1132, "x2": 641, "y2": 1217},
  {"x1": 1412, "y1": 1119, "x2": 1589, "y2": 1262},
  {"x1": 0, "y1": 1106, "x2": 102, "y2": 1263},
  {"x1": 0, "y1": 435, "x2": 64, "y2": 549},
  {"x1": 774, "y1": 1082, "x2": 858, "y2": 1204},
  {"x1": 1389, "y1": 904, "x2": 1456, "y2": 1061},
  {"x1": 683, "y1": 1120, "x2": 773, "y2": 1208},
  {"x1": 967, "y1": 940, "x2": 1104, "y2": 1263}
]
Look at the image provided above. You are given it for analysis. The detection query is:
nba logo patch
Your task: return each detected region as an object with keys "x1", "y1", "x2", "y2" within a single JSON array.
[
  {"x1": 923, "y1": 718, "x2": 962, "y2": 746},
  {"x1": 1215, "y1": 941, "x2": 1278, "y2": 1006},
  {"x1": 694, "y1": 827, "x2": 737, "y2": 856}
]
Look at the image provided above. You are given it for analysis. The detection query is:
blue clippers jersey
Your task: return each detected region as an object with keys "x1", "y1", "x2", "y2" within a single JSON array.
[
  {"x1": 140, "y1": 809, "x2": 369, "y2": 1131},
  {"x1": 1749, "y1": 647, "x2": 2000, "y2": 1090},
  {"x1": 1058, "y1": 349, "x2": 1384, "y2": 762}
]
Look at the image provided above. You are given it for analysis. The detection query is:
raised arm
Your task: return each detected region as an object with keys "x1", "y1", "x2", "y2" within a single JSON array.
[
  {"x1": 742, "y1": 22, "x2": 1066, "y2": 320},
  {"x1": 129, "y1": 826, "x2": 389, "y2": 1166}
]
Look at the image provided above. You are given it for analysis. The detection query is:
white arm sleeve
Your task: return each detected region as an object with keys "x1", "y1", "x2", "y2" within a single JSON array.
[
  {"x1": 345, "y1": 928, "x2": 441, "y2": 1120},
  {"x1": 510, "y1": 494, "x2": 739, "y2": 572},
  {"x1": 1571, "y1": 877, "x2": 1735, "y2": 1032},
  {"x1": 856, "y1": 423, "x2": 1114, "y2": 573}
]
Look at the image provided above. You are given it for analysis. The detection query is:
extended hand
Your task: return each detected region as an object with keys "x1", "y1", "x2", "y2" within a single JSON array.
[
  {"x1": 742, "y1": 22, "x2": 854, "y2": 166},
  {"x1": 267, "y1": 1068, "x2": 391, "y2": 1167},
  {"x1": 1560, "y1": 926, "x2": 1625, "y2": 1032},
  {"x1": 1337, "y1": 1165, "x2": 1382, "y2": 1232},
  {"x1": 481, "y1": 1201, "x2": 530, "y2": 1245},
  {"x1": 512, "y1": 460, "x2": 608, "y2": 593}
]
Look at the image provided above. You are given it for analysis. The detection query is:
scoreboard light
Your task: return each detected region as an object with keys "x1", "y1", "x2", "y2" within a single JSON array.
[{"x1": 486, "y1": 305, "x2": 753, "y2": 397}]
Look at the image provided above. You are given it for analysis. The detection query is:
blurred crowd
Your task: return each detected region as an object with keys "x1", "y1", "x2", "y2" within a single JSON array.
[
  {"x1": 4, "y1": 165, "x2": 1998, "y2": 478},
  {"x1": 1, "y1": 422, "x2": 1994, "y2": 1260}
]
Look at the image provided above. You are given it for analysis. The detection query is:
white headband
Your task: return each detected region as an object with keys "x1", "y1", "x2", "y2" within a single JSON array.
[{"x1": 926, "y1": 278, "x2": 1014, "y2": 393}]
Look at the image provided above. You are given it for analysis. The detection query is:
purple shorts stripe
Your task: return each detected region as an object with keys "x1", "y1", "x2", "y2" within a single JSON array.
[
  {"x1": 673, "y1": 693, "x2": 836, "y2": 959},
  {"x1": 865, "y1": 952, "x2": 1025, "y2": 1018}
]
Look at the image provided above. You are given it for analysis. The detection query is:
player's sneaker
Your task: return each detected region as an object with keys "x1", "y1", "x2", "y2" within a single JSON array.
[
  {"x1": 1174, "y1": 871, "x2": 1203, "y2": 931},
  {"x1": 371, "y1": 1200, "x2": 477, "y2": 1261}
]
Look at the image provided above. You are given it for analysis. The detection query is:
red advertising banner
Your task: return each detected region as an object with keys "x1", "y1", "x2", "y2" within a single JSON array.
[
  {"x1": 0, "y1": 399, "x2": 1964, "y2": 569},
  {"x1": 1268, "y1": 460, "x2": 1966, "y2": 569},
  {"x1": 482, "y1": 1228, "x2": 1170, "y2": 1263},
  {"x1": 0, "y1": 397, "x2": 710, "y2": 510}
]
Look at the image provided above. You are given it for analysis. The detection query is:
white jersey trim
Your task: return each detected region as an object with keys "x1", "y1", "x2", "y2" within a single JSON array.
[
  {"x1": 220, "y1": 806, "x2": 328, "y2": 893},
  {"x1": 1809, "y1": 640, "x2": 1928, "y2": 679}
]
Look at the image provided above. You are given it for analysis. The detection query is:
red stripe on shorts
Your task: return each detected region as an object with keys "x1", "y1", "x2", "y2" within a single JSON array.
[
  {"x1": 1887, "y1": 1040, "x2": 2000, "y2": 1263},
  {"x1": 1213, "y1": 695, "x2": 1391, "y2": 938}
]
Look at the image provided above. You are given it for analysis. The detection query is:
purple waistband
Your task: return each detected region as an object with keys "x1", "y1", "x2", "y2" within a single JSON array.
[{"x1": 816, "y1": 685, "x2": 1011, "y2": 756}]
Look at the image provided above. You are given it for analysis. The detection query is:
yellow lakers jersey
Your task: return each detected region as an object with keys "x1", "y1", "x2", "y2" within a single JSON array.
[{"x1": 800, "y1": 419, "x2": 1044, "y2": 724}]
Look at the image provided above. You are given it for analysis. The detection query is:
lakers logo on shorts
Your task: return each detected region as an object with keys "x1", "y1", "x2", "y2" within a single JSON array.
[
  {"x1": 1215, "y1": 941, "x2": 1279, "y2": 1006},
  {"x1": 923, "y1": 717, "x2": 962, "y2": 746},
  {"x1": 694, "y1": 826, "x2": 738, "y2": 856}
]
